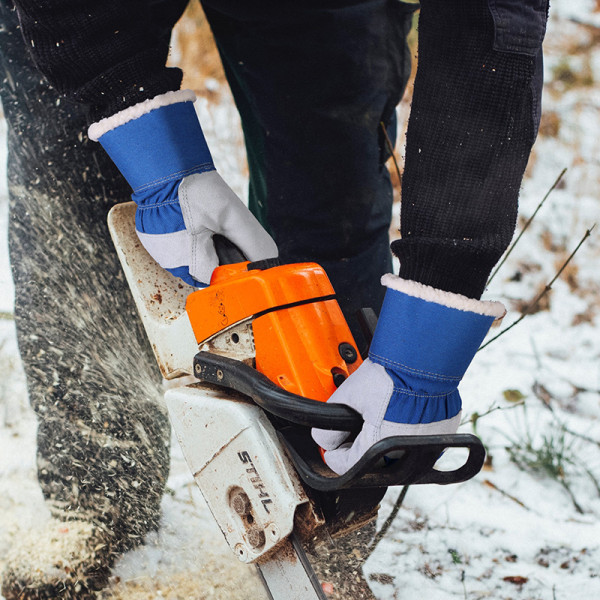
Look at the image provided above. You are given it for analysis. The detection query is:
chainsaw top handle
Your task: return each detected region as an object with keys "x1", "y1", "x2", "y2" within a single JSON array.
[
  {"x1": 194, "y1": 351, "x2": 363, "y2": 432},
  {"x1": 213, "y1": 234, "x2": 282, "y2": 270},
  {"x1": 213, "y1": 234, "x2": 247, "y2": 265}
]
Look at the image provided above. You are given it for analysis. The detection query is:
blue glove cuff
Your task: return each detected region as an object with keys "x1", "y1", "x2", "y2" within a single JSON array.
[
  {"x1": 383, "y1": 384, "x2": 462, "y2": 424},
  {"x1": 369, "y1": 283, "x2": 496, "y2": 385},
  {"x1": 97, "y1": 100, "x2": 214, "y2": 193}
]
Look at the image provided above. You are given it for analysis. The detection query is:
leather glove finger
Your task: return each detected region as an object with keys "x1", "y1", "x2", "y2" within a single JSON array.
[
  {"x1": 320, "y1": 423, "x2": 379, "y2": 475},
  {"x1": 179, "y1": 172, "x2": 278, "y2": 263},
  {"x1": 189, "y1": 228, "x2": 221, "y2": 286},
  {"x1": 311, "y1": 360, "x2": 393, "y2": 451}
]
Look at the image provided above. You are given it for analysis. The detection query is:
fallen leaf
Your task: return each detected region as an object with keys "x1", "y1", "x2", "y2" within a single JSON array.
[
  {"x1": 503, "y1": 389, "x2": 526, "y2": 403},
  {"x1": 503, "y1": 576, "x2": 528, "y2": 585}
]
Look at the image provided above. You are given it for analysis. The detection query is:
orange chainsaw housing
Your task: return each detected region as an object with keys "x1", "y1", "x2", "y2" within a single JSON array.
[{"x1": 185, "y1": 261, "x2": 362, "y2": 402}]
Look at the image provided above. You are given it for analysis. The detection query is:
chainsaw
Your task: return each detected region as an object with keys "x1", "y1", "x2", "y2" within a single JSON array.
[{"x1": 108, "y1": 202, "x2": 485, "y2": 600}]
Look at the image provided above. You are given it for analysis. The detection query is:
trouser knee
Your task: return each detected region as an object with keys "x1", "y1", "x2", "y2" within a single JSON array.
[{"x1": 0, "y1": 0, "x2": 169, "y2": 526}]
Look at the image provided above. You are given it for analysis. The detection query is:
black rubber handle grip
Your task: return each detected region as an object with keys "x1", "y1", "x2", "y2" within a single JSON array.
[
  {"x1": 193, "y1": 352, "x2": 363, "y2": 432},
  {"x1": 213, "y1": 234, "x2": 246, "y2": 265},
  {"x1": 279, "y1": 428, "x2": 486, "y2": 490}
]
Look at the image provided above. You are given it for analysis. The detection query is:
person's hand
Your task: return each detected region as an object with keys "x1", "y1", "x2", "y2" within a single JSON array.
[
  {"x1": 312, "y1": 275, "x2": 505, "y2": 475},
  {"x1": 89, "y1": 90, "x2": 277, "y2": 286},
  {"x1": 134, "y1": 170, "x2": 277, "y2": 286}
]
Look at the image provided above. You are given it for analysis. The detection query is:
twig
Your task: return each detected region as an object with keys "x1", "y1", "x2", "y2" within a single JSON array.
[
  {"x1": 365, "y1": 485, "x2": 410, "y2": 559},
  {"x1": 561, "y1": 426, "x2": 600, "y2": 448},
  {"x1": 568, "y1": 16, "x2": 600, "y2": 30},
  {"x1": 582, "y1": 466, "x2": 600, "y2": 497},
  {"x1": 483, "y1": 479, "x2": 530, "y2": 510},
  {"x1": 462, "y1": 400, "x2": 525, "y2": 427},
  {"x1": 479, "y1": 224, "x2": 596, "y2": 351},
  {"x1": 0, "y1": 311, "x2": 14, "y2": 321},
  {"x1": 380, "y1": 121, "x2": 403, "y2": 189},
  {"x1": 565, "y1": 381, "x2": 600, "y2": 396},
  {"x1": 559, "y1": 478, "x2": 585, "y2": 514},
  {"x1": 532, "y1": 381, "x2": 554, "y2": 412},
  {"x1": 530, "y1": 336, "x2": 543, "y2": 371},
  {"x1": 487, "y1": 168, "x2": 567, "y2": 287}
]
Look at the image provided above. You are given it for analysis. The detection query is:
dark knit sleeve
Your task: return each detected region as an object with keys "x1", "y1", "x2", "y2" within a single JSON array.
[{"x1": 13, "y1": 0, "x2": 189, "y2": 120}]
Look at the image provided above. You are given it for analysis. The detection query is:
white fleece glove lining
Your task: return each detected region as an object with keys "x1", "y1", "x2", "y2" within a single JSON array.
[
  {"x1": 88, "y1": 90, "x2": 197, "y2": 141},
  {"x1": 381, "y1": 274, "x2": 506, "y2": 319}
]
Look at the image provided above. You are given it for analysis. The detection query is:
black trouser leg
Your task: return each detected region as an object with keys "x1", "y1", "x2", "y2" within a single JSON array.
[
  {"x1": 0, "y1": 0, "x2": 169, "y2": 542},
  {"x1": 202, "y1": 0, "x2": 415, "y2": 342}
]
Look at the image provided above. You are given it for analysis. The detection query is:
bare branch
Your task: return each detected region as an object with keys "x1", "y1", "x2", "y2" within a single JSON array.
[
  {"x1": 380, "y1": 121, "x2": 403, "y2": 189},
  {"x1": 479, "y1": 224, "x2": 596, "y2": 351},
  {"x1": 461, "y1": 400, "x2": 525, "y2": 427},
  {"x1": 365, "y1": 485, "x2": 410, "y2": 559},
  {"x1": 483, "y1": 479, "x2": 530, "y2": 510},
  {"x1": 487, "y1": 168, "x2": 567, "y2": 287},
  {"x1": 559, "y1": 479, "x2": 585, "y2": 514}
]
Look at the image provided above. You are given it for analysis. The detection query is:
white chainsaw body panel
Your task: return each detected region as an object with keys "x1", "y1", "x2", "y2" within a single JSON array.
[
  {"x1": 107, "y1": 202, "x2": 198, "y2": 379},
  {"x1": 166, "y1": 385, "x2": 309, "y2": 563}
]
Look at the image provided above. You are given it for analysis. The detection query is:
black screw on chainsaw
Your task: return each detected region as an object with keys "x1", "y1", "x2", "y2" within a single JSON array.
[
  {"x1": 332, "y1": 370, "x2": 347, "y2": 388},
  {"x1": 338, "y1": 342, "x2": 358, "y2": 364}
]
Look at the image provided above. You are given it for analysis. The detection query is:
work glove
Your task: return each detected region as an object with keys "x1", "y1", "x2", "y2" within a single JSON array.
[
  {"x1": 312, "y1": 274, "x2": 505, "y2": 475},
  {"x1": 89, "y1": 90, "x2": 278, "y2": 286}
]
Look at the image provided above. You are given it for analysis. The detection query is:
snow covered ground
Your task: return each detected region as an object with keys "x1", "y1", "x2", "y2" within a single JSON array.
[{"x1": 2, "y1": 1, "x2": 600, "y2": 598}]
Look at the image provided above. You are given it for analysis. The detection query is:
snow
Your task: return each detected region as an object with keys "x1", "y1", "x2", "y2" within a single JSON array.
[{"x1": 2, "y1": 2, "x2": 600, "y2": 598}]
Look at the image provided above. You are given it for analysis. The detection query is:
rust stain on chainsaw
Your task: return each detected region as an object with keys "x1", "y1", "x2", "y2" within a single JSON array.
[{"x1": 258, "y1": 538, "x2": 299, "y2": 565}]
